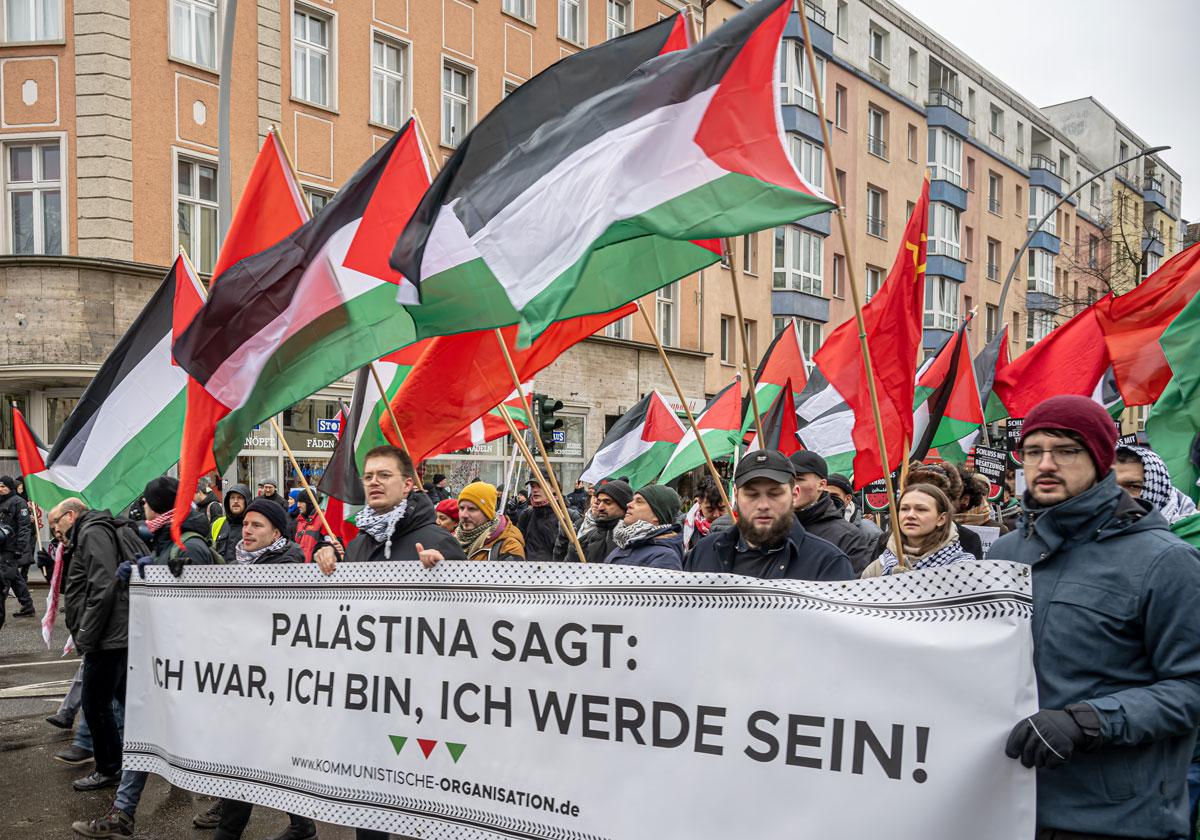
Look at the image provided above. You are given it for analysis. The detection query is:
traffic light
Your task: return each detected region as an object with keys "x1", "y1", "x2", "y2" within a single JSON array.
[{"x1": 535, "y1": 393, "x2": 564, "y2": 451}]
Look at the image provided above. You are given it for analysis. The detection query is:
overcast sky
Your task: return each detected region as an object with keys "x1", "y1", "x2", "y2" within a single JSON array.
[{"x1": 896, "y1": 0, "x2": 1200, "y2": 221}]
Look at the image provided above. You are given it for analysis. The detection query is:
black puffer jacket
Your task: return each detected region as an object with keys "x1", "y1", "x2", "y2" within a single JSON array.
[
  {"x1": 796, "y1": 493, "x2": 878, "y2": 575},
  {"x1": 215, "y1": 484, "x2": 251, "y2": 564},
  {"x1": 0, "y1": 492, "x2": 32, "y2": 567},
  {"x1": 344, "y1": 492, "x2": 466, "y2": 564}
]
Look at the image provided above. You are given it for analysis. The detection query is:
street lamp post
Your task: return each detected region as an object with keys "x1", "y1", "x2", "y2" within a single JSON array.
[{"x1": 217, "y1": 0, "x2": 240, "y2": 250}]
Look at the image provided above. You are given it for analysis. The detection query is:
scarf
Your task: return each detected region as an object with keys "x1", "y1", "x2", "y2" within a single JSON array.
[
  {"x1": 354, "y1": 501, "x2": 409, "y2": 559},
  {"x1": 234, "y1": 535, "x2": 289, "y2": 565},
  {"x1": 576, "y1": 509, "x2": 598, "y2": 540},
  {"x1": 878, "y1": 522, "x2": 965, "y2": 575},
  {"x1": 145, "y1": 509, "x2": 174, "y2": 534},
  {"x1": 956, "y1": 501, "x2": 995, "y2": 526},
  {"x1": 456, "y1": 516, "x2": 498, "y2": 558},
  {"x1": 612, "y1": 518, "x2": 662, "y2": 549},
  {"x1": 1124, "y1": 445, "x2": 1197, "y2": 523},
  {"x1": 41, "y1": 541, "x2": 63, "y2": 650}
]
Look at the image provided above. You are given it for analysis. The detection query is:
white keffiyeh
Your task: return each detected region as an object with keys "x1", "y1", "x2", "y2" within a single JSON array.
[{"x1": 354, "y1": 501, "x2": 409, "y2": 559}]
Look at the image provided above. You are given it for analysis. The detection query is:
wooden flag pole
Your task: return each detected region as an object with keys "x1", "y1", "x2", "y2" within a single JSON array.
[
  {"x1": 491, "y1": 330, "x2": 588, "y2": 561},
  {"x1": 271, "y1": 417, "x2": 339, "y2": 542},
  {"x1": 635, "y1": 301, "x2": 733, "y2": 514},
  {"x1": 726, "y1": 238, "x2": 765, "y2": 443},
  {"x1": 368, "y1": 362, "x2": 414, "y2": 459},
  {"x1": 797, "y1": 12, "x2": 904, "y2": 556}
]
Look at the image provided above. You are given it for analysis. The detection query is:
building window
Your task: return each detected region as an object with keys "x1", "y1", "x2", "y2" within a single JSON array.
[
  {"x1": 177, "y1": 154, "x2": 218, "y2": 275},
  {"x1": 1088, "y1": 235, "x2": 1099, "y2": 268},
  {"x1": 441, "y1": 62, "x2": 473, "y2": 148},
  {"x1": 835, "y1": 168, "x2": 846, "y2": 199},
  {"x1": 741, "y1": 233, "x2": 758, "y2": 275},
  {"x1": 835, "y1": 0, "x2": 847, "y2": 39},
  {"x1": 986, "y1": 238, "x2": 1000, "y2": 281},
  {"x1": 966, "y1": 157, "x2": 976, "y2": 192},
  {"x1": 371, "y1": 35, "x2": 407, "y2": 129},
  {"x1": 907, "y1": 124, "x2": 918, "y2": 162},
  {"x1": 743, "y1": 319, "x2": 757, "y2": 362},
  {"x1": 797, "y1": 319, "x2": 822, "y2": 367},
  {"x1": 1027, "y1": 249, "x2": 1054, "y2": 294},
  {"x1": 1027, "y1": 310, "x2": 1053, "y2": 347},
  {"x1": 924, "y1": 276, "x2": 959, "y2": 330},
  {"x1": 773, "y1": 226, "x2": 823, "y2": 295},
  {"x1": 603, "y1": 313, "x2": 633, "y2": 340},
  {"x1": 305, "y1": 187, "x2": 332, "y2": 215},
  {"x1": 963, "y1": 226, "x2": 974, "y2": 261},
  {"x1": 558, "y1": 0, "x2": 585, "y2": 45},
  {"x1": 906, "y1": 200, "x2": 915, "y2": 221},
  {"x1": 989, "y1": 106, "x2": 1004, "y2": 141},
  {"x1": 985, "y1": 304, "x2": 998, "y2": 341},
  {"x1": 292, "y1": 6, "x2": 331, "y2": 107},
  {"x1": 656, "y1": 281, "x2": 678, "y2": 346},
  {"x1": 866, "y1": 186, "x2": 886, "y2": 238},
  {"x1": 5, "y1": 0, "x2": 61, "y2": 41},
  {"x1": 868, "y1": 23, "x2": 888, "y2": 66},
  {"x1": 1029, "y1": 186, "x2": 1056, "y2": 236},
  {"x1": 928, "y1": 203, "x2": 960, "y2": 259},
  {"x1": 779, "y1": 42, "x2": 824, "y2": 113},
  {"x1": 6, "y1": 140, "x2": 61, "y2": 255},
  {"x1": 865, "y1": 265, "x2": 883, "y2": 301},
  {"x1": 987, "y1": 172, "x2": 1001, "y2": 214},
  {"x1": 788, "y1": 134, "x2": 824, "y2": 192},
  {"x1": 834, "y1": 85, "x2": 847, "y2": 129},
  {"x1": 170, "y1": 0, "x2": 217, "y2": 68},
  {"x1": 605, "y1": 0, "x2": 628, "y2": 39},
  {"x1": 503, "y1": 0, "x2": 534, "y2": 23},
  {"x1": 1014, "y1": 121, "x2": 1025, "y2": 165},
  {"x1": 1014, "y1": 185, "x2": 1023, "y2": 219},
  {"x1": 927, "y1": 127, "x2": 962, "y2": 186},
  {"x1": 720, "y1": 315, "x2": 734, "y2": 365},
  {"x1": 867, "y1": 106, "x2": 887, "y2": 159},
  {"x1": 832, "y1": 253, "x2": 844, "y2": 298}
]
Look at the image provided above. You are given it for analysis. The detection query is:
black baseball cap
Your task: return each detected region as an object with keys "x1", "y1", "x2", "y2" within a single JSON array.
[
  {"x1": 789, "y1": 450, "x2": 828, "y2": 479},
  {"x1": 734, "y1": 450, "x2": 795, "y2": 487}
]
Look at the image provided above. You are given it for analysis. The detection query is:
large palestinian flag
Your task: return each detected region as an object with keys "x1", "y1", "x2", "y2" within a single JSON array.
[
  {"x1": 391, "y1": 0, "x2": 833, "y2": 342},
  {"x1": 580, "y1": 391, "x2": 685, "y2": 488},
  {"x1": 26, "y1": 257, "x2": 204, "y2": 514},
  {"x1": 742, "y1": 321, "x2": 808, "y2": 438},
  {"x1": 659, "y1": 379, "x2": 743, "y2": 484}
]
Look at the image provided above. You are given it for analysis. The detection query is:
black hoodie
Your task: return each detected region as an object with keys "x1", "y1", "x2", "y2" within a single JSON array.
[
  {"x1": 344, "y1": 492, "x2": 465, "y2": 564},
  {"x1": 216, "y1": 484, "x2": 251, "y2": 564}
]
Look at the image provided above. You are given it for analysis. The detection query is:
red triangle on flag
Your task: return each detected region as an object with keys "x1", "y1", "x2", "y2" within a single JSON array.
[
  {"x1": 642, "y1": 391, "x2": 685, "y2": 444},
  {"x1": 417, "y1": 738, "x2": 438, "y2": 759}
]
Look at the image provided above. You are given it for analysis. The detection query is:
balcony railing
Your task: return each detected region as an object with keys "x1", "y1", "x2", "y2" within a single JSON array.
[
  {"x1": 1029, "y1": 153, "x2": 1057, "y2": 174},
  {"x1": 927, "y1": 87, "x2": 962, "y2": 114},
  {"x1": 867, "y1": 216, "x2": 886, "y2": 238},
  {"x1": 867, "y1": 134, "x2": 888, "y2": 159},
  {"x1": 804, "y1": 0, "x2": 826, "y2": 28},
  {"x1": 1144, "y1": 176, "x2": 1165, "y2": 193},
  {"x1": 988, "y1": 196, "x2": 1001, "y2": 214},
  {"x1": 987, "y1": 262, "x2": 999, "y2": 280}
]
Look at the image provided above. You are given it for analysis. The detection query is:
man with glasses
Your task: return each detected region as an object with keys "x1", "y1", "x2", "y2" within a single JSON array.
[{"x1": 989, "y1": 395, "x2": 1200, "y2": 840}]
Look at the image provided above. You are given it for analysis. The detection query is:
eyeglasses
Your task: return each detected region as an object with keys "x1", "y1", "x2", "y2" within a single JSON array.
[{"x1": 1018, "y1": 446, "x2": 1085, "y2": 466}]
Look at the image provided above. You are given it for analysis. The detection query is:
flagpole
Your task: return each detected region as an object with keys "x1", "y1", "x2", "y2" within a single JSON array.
[
  {"x1": 726, "y1": 237, "x2": 765, "y2": 443},
  {"x1": 368, "y1": 363, "x2": 414, "y2": 459},
  {"x1": 498, "y1": 439, "x2": 520, "y2": 514},
  {"x1": 491, "y1": 330, "x2": 588, "y2": 562},
  {"x1": 635, "y1": 301, "x2": 733, "y2": 514},
  {"x1": 797, "y1": 11, "x2": 904, "y2": 557}
]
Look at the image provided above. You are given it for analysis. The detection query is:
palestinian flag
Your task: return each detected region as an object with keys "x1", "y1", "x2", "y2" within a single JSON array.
[
  {"x1": 391, "y1": 0, "x2": 833, "y2": 343},
  {"x1": 745, "y1": 378, "x2": 800, "y2": 455},
  {"x1": 11, "y1": 405, "x2": 50, "y2": 510},
  {"x1": 990, "y1": 298, "x2": 1113, "y2": 420},
  {"x1": 318, "y1": 406, "x2": 358, "y2": 544},
  {"x1": 979, "y1": 325, "x2": 1012, "y2": 423},
  {"x1": 659, "y1": 379, "x2": 743, "y2": 484},
  {"x1": 911, "y1": 324, "x2": 983, "y2": 462},
  {"x1": 25, "y1": 257, "x2": 204, "y2": 514},
  {"x1": 580, "y1": 391, "x2": 685, "y2": 488},
  {"x1": 742, "y1": 321, "x2": 808, "y2": 437},
  {"x1": 1148, "y1": 287, "x2": 1200, "y2": 500},
  {"x1": 427, "y1": 385, "x2": 534, "y2": 459},
  {"x1": 795, "y1": 370, "x2": 855, "y2": 477}
]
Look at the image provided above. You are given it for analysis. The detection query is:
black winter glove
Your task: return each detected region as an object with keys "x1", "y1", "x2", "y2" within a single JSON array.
[
  {"x1": 167, "y1": 549, "x2": 188, "y2": 578},
  {"x1": 1005, "y1": 705, "x2": 1101, "y2": 769}
]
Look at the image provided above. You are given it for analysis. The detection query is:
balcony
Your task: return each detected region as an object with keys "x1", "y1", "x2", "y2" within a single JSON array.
[
  {"x1": 1025, "y1": 291, "x2": 1059, "y2": 313},
  {"x1": 784, "y1": 5, "x2": 834, "y2": 57},
  {"x1": 927, "y1": 88, "x2": 962, "y2": 115},
  {"x1": 928, "y1": 179, "x2": 968, "y2": 212},
  {"x1": 926, "y1": 92, "x2": 969, "y2": 137},
  {"x1": 772, "y1": 288, "x2": 830, "y2": 324},
  {"x1": 1029, "y1": 154, "x2": 1057, "y2": 174},
  {"x1": 804, "y1": 0, "x2": 825, "y2": 28},
  {"x1": 1143, "y1": 176, "x2": 1169, "y2": 212},
  {"x1": 1143, "y1": 232, "x2": 1166, "y2": 258},
  {"x1": 867, "y1": 134, "x2": 888, "y2": 160},
  {"x1": 866, "y1": 216, "x2": 886, "y2": 238}
]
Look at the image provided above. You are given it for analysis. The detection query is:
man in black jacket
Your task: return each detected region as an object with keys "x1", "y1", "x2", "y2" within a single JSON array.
[
  {"x1": 554, "y1": 480, "x2": 631, "y2": 563},
  {"x1": 516, "y1": 479, "x2": 560, "y2": 563},
  {"x1": 790, "y1": 452, "x2": 877, "y2": 574},
  {"x1": 688, "y1": 451, "x2": 853, "y2": 581},
  {"x1": 0, "y1": 474, "x2": 35, "y2": 617},
  {"x1": 214, "y1": 483, "x2": 251, "y2": 564}
]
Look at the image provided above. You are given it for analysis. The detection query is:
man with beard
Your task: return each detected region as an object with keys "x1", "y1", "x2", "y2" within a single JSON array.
[
  {"x1": 990, "y1": 396, "x2": 1200, "y2": 840},
  {"x1": 213, "y1": 484, "x2": 251, "y2": 564},
  {"x1": 420, "y1": 482, "x2": 525, "y2": 566},
  {"x1": 687, "y1": 451, "x2": 853, "y2": 581}
]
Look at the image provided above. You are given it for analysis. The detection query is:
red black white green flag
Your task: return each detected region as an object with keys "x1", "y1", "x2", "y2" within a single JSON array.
[
  {"x1": 742, "y1": 320, "x2": 809, "y2": 438},
  {"x1": 745, "y1": 378, "x2": 801, "y2": 456},
  {"x1": 911, "y1": 322, "x2": 983, "y2": 462},
  {"x1": 659, "y1": 379, "x2": 744, "y2": 484},
  {"x1": 580, "y1": 391, "x2": 685, "y2": 488}
]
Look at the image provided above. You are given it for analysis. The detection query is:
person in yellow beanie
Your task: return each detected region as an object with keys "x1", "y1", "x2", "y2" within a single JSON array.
[{"x1": 445, "y1": 481, "x2": 525, "y2": 563}]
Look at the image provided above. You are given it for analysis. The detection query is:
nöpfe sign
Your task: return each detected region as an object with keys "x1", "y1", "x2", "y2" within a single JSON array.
[{"x1": 123, "y1": 562, "x2": 1036, "y2": 840}]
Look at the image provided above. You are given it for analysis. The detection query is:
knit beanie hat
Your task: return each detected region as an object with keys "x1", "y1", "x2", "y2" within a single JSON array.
[
  {"x1": 0, "y1": 475, "x2": 16, "y2": 494},
  {"x1": 143, "y1": 476, "x2": 178, "y2": 515},
  {"x1": 1020, "y1": 394, "x2": 1117, "y2": 475},
  {"x1": 436, "y1": 498, "x2": 460, "y2": 522},
  {"x1": 635, "y1": 484, "x2": 681, "y2": 526},
  {"x1": 246, "y1": 497, "x2": 289, "y2": 535},
  {"x1": 458, "y1": 481, "x2": 498, "y2": 521},
  {"x1": 595, "y1": 479, "x2": 633, "y2": 510}
]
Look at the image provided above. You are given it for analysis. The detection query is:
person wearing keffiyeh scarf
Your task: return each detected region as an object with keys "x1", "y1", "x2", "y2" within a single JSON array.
[
  {"x1": 861, "y1": 483, "x2": 974, "y2": 577},
  {"x1": 1116, "y1": 445, "x2": 1198, "y2": 524}
]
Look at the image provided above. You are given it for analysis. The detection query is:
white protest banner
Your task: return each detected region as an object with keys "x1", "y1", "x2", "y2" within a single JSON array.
[
  {"x1": 124, "y1": 562, "x2": 1036, "y2": 839},
  {"x1": 961, "y1": 524, "x2": 1001, "y2": 557}
]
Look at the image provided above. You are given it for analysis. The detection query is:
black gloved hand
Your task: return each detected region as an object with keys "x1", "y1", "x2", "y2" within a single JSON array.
[
  {"x1": 1005, "y1": 706, "x2": 1097, "y2": 768},
  {"x1": 167, "y1": 549, "x2": 187, "y2": 578}
]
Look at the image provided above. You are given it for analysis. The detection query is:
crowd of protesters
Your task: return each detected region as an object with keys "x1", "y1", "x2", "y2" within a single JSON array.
[{"x1": 14, "y1": 392, "x2": 1200, "y2": 839}]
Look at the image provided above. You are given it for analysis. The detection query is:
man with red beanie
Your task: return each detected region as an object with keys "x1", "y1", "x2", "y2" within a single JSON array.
[{"x1": 989, "y1": 395, "x2": 1200, "y2": 840}]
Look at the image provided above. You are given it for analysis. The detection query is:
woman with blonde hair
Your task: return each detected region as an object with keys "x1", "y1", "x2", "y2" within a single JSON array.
[{"x1": 861, "y1": 483, "x2": 975, "y2": 577}]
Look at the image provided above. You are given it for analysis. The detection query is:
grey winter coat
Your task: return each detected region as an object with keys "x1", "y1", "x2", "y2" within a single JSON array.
[{"x1": 988, "y1": 473, "x2": 1200, "y2": 839}]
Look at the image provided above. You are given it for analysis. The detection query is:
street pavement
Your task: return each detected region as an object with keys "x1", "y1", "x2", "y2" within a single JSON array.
[{"x1": 0, "y1": 579, "x2": 361, "y2": 839}]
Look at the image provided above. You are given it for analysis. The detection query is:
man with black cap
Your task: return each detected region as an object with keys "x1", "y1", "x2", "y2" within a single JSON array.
[
  {"x1": 989, "y1": 395, "x2": 1200, "y2": 840},
  {"x1": 790, "y1": 452, "x2": 877, "y2": 575},
  {"x1": 687, "y1": 450, "x2": 853, "y2": 581},
  {"x1": 566, "y1": 479, "x2": 633, "y2": 564},
  {"x1": 0, "y1": 474, "x2": 35, "y2": 617},
  {"x1": 515, "y1": 478, "x2": 565, "y2": 563},
  {"x1": 428, "y1": 473, "x2": 451, "y2": 504},
  {"x1": 826, "y1": 473, "x2": 882, "y2": 543}
]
